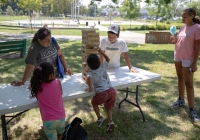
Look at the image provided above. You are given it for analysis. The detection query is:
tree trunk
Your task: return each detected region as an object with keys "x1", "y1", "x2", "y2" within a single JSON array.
[{"x1": 29, "y1": 9, "x2": 33, "y2": 32}]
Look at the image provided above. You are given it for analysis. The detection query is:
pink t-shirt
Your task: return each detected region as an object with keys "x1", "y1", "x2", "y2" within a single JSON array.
[
  {"x1": 37, "y1": 79, "x2": 66, "y2": 121},
  {"x1": 175, "y1": 24, "x2": 200, "y2": 59}
]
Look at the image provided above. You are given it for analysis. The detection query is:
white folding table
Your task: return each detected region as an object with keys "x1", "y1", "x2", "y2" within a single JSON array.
[{"x1": 0, "y1": 66, "x2": 161, "y2": 140}]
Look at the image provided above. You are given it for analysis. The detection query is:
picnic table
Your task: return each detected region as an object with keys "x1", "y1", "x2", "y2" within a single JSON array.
[{"x1": 0, "y1": 66, "x2": 161, "y2": 140}]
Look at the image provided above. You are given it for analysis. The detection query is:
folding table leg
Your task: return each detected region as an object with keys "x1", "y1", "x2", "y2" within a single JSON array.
[
  {"x1": 1, "y1": 115, "x2": 8, "y2": 140},
  {"x1": 118, "y1": 86, "x2": 146, "y2": 122}
]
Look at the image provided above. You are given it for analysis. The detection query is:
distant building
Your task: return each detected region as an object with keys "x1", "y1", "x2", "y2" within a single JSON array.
[
  {"x1": 100, "y1": 8, "x2": 119, "y2": 17},
  {"x1": 140, "y1": 8, "x2": 148, "y2": 18},
  {"x1": 100, "y1": 8, "x2": 108, "y2": 16}
]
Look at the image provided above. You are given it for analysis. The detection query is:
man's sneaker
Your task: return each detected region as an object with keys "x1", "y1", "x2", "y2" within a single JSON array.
[
  {"x1": 188, "y1": 109, "x2": 200, "y2": 122},
  {"x1": 97, "y1": 117, "x2": 105, "y2": 127},
  {"x1": 107, "y1": 122, "x2": 115, "y2": 133},
  {"x1": 171, "y1": 98, "x2": 185, "y2": 107}
]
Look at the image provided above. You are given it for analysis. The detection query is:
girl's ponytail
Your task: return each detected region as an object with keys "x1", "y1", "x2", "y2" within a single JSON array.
[
  {"x1": 32, "y1": 33, "x2": 38, "y2": 43},
  {"x1": 193, "y1": 16, "x2": 200, "y2": 24},
  {"x1": 29, "y1": 67, "x2": 42, "y2": 98}
]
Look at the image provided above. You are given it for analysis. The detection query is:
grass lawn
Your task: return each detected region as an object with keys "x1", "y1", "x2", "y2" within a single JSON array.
[
  {"x1": 1, "y1": 41, "x2": 200, "y2": 140},
  {"x1": 0, "y1": 26, "x2": 107, "y2": 36},
  {"x1": 0, "y1": 16, "x2": 29, "y2": 21}
]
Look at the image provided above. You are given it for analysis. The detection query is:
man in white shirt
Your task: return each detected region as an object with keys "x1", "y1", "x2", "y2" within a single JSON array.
[{"x1": 99, "y1": 24, "x2": 138, "y2": 72}]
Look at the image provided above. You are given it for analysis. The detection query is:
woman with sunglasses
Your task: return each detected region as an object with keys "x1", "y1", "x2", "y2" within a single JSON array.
[{"x1": 11, "y1": 28, "x2": 73, "y2": 86}]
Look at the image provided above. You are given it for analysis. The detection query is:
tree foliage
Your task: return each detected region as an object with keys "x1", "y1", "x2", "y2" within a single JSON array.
[
  {"x1": 119, "y1": 0, "x2": 141, "y2": 19},
  {"x1": 119, "y1": 0, "x2": 141, "y2": 28},
  {"x1": 146, "y1": 0, "x2": 168, "y2": 17},
  {"x1": 6, "y1": 5, "x2": 14, "y2": 15},
  {"x1": 186, "y1": 0, "x2": 200, "y2": 16},
  {"x1": 17, "y1": 0, "x2": 42, "y2": 12},
  {"x1": 0, "y1": 0, "x2": 13, "y2": 4},
  {"x1": 145, "y1": 0, "x2": 171, "y2": 4}
]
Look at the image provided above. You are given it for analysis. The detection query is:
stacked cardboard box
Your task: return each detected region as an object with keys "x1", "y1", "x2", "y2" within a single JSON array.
[{"x1": 81, "y1": 29, "x2": 100, "y2": 83}]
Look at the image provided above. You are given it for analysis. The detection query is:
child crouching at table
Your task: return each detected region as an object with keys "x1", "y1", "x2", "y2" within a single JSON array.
[
  {"x1": 86, "y1": 48, "x2": 116, "y2": 133},
  {"x1": 29, "y1": 62, "x2": 66, "y2": 140}
]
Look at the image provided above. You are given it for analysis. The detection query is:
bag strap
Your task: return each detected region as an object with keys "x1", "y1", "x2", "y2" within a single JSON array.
[{"x1": 51, "y1": 37, "x2": 58, "y2": 50}]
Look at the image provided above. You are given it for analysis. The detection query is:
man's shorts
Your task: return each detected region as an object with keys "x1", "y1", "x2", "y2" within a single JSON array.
[
  {"x1": 174, "y1": 58, "x2": 193, "y2": 67},
  {"x1": 43, "y1": 118, "x2": 65, "y2": 140},
  {"x1": 91, "y1": 87, "x2": 116, "y2": 109}
]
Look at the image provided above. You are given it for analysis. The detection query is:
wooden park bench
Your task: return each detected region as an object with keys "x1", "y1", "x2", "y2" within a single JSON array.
[{"x1": 0, "y1": 39, "x2": 27, "y2": 57}]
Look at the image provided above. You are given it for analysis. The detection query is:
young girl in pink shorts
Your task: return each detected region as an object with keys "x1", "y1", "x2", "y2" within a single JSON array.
[{"x1": 170, "y1": 8, "x2": 200, "y2": 122}]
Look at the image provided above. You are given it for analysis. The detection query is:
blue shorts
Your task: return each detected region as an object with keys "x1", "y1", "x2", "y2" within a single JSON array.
[{"x1": 43, "y1": 118, "x2": 65, "y2": 140}]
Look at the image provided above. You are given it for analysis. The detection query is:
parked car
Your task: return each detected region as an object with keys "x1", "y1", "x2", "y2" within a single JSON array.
[
  {"x1": 142, "y1": 17, "x2": 151, "y2": 20},
  {"x1": 172, "y1": 17, "x2": 179, "y2": 21},
  {"x1": 157, "y1": 17, "x2": 163, "y2": 22}
]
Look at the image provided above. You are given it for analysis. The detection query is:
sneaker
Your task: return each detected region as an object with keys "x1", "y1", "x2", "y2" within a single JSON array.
[
  {"x1": 188, "y1": 109, "x2": 200, "y2": 122},
  {"x1": 107, "y1": 123, "x2": 118, "y2": 128},
  {"x1": 107, "y1": 122, "x2": 115, "y2": 133},
  {"x1": 97, "y1": 118, "x2": 105, "y2": 127},
  {"x1": 171, "y1": 98, "x2": 185, "y2": 107}
]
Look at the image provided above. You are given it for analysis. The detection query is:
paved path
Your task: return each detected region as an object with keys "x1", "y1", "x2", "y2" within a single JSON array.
[{"x1": 0, "y1": 25, "x2": 145, "y2": 44}]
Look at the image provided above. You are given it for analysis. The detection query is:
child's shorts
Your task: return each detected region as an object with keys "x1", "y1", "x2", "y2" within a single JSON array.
[
  {"x1": 43, "y1": 118, "x2": 65, "y2": 140},
  {"x1": 91, "y1": 87, "x2": 116, "y2": 109},
  {"x1": 174, "y1": 58, "x2": 193, "y2": 67}
]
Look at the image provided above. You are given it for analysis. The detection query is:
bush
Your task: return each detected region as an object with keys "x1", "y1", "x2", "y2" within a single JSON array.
[
  {"x1": 121, "y1": 26, "x2": 126, "y2": 31},
  {"x1": 135, "y1": 27, "x2": 138, "y2": 30},
  {"x1": 165, "y1": 20, "x2": 171, "y2": 24},
  {"x1": 156, "y1": 24, "x2": 167, "y2": 30},
  {"x1": 149, "y1": 25, "x2": 156, "y2": 30},
  {"x1": 177, "y1": 18, "x2": 182, "y2": 23},
  {"x1": 140, "y1": 25, "x2": 146, "y2": 30},
  {"x1": 125, "y1": 23, "x2": 181, "y2": 31}
]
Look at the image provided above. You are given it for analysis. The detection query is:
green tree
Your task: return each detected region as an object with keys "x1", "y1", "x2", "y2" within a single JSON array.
[
  {"x1": 119, "y1": 0, "x2": 141, "y2": 28},
  {"x1": 88, "y1": 3, "x2": 98, "y2": 17},
  {"x1": 88, "y1": 5, "x2": 95, "y2": 17},
  {"x1": 167, "y1": 0, "x2": 188, "y2": 18},
  {"x1": 0, "y1": 0, "x2": 10, "y2": 4},
  {"x1": 146, "y1": 0, "x2": 171, "y2": 28},
  {"x1": 145, "y1": 0, "x2": 171, "y2": 4},
  {"x1": 6, "y1": 5, "x2": 14, "y2": 16},
  {"x1": 186, "y1": 0, "x2": 200, "y2": 16},
  {"x1": 19, "y1": 9, "x2": 23, "y2": 16},
  {"x1": 80, "y1": 5, "x2": 88, "y2": 16},
  {"x1": 42, "y1": 0, "x2": 71, "y2": 16},
  {"x1": 14, "y1": 8, "x2": 18, "y2": 15},
  {"x1": 17, "y1": 0, "x2": 42, "y2": 30}
]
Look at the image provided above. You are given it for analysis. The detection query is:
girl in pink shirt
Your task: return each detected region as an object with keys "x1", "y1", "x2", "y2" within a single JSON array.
[
  {"x1": 29, "y1": 62, "x2": 66, "y2": 140},
  {"x1": 170, "y1": 8, "x2": 200, "y2": 122}
]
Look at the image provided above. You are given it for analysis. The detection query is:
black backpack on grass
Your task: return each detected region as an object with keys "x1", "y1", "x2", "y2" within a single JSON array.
[{"x1": 62, "y1": 117, "x2": 88, "y2": 140}]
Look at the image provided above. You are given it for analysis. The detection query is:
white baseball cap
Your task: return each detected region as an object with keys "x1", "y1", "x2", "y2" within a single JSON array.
[{"x1": 108, "y1": 24, "x2": 120, "y2": 34}]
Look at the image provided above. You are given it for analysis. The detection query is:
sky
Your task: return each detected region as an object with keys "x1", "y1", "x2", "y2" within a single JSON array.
[{"x1": 80, "y1": 0, "x2": 146, "y2": 8}]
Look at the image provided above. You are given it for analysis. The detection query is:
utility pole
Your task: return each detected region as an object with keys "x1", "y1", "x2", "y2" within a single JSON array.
[
  {"x1": 71, "y1": 2, "x2": 73, "y2": 19},
  {"x1": 77, "y1": 0, "x2": 80, "y2": 24},
  {"x1": 72, "y1": 1, "x2": 74, "y2": 20},
  {"x1": 75, "y1": 0, "x2": 76, "y2": 20}
]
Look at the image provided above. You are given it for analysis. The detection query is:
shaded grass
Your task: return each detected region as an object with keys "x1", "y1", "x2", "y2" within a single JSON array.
[{"x1": 1, "y1": 41, "x2": 200, "y2": 140}]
